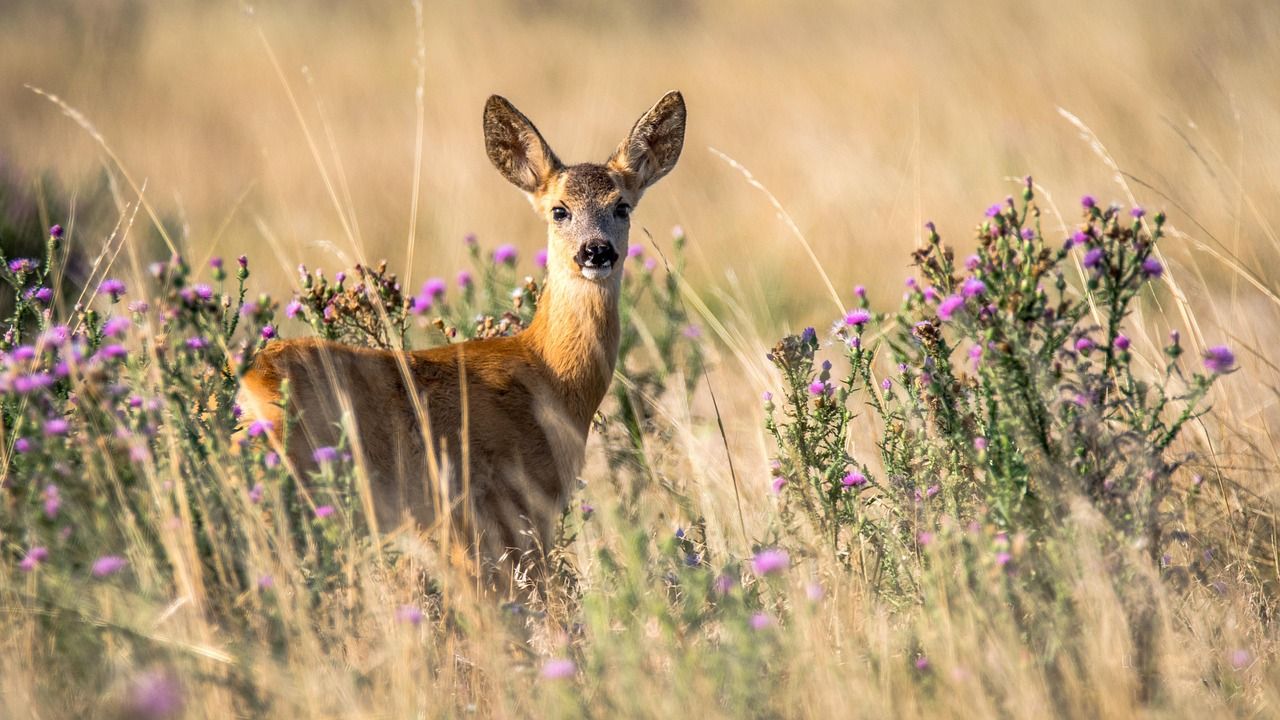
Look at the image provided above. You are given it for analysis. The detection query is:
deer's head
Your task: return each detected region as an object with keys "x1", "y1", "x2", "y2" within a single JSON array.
[{"x1": 483, "y1": 91, "x2": 686, "y2": 283}]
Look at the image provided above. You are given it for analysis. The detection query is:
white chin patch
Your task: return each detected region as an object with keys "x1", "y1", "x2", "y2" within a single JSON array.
[{"x1": 580, "y1": 264, "x2": 613, "y2": 280}]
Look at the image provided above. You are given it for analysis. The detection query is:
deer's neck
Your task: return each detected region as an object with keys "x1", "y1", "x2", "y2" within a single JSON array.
[{"x1": 523, "y1": 269, "x2": 621, "y2": 428}]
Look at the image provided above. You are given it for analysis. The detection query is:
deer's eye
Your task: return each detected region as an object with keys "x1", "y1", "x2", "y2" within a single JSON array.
[
  {"x1": 551, "y1": 206, "x2": 570, "y2": 223},
  {"x1": 614, "y1": 203, "x2": 631, "y2": 220}
]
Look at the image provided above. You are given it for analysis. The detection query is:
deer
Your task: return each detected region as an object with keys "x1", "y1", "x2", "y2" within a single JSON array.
[{"x1": 237, "y1": 91, "x2": 686, "y2": 581}]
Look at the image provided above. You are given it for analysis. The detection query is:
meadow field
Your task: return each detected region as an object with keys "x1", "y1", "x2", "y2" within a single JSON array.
[{"x1": 3, "y1": 1, "x2": 1280, "y2": 717}]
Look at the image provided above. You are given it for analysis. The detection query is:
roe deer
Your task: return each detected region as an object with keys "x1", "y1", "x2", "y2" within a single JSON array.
[{"x1": 237, "y1": 91, "x2": 686, "y2": 576}]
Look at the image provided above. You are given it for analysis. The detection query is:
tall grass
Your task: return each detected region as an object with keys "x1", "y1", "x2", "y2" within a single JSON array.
[{"x1": 4, "y1": 2, "x2": 1280, "y2": 717}]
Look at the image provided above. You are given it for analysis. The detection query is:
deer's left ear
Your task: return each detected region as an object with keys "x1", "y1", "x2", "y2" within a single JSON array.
[{"x1": 608, "y1": 91, "x2": 686, "y2": 193}]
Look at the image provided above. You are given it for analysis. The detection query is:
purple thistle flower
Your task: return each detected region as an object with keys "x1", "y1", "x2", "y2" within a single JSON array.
[
  {"x1": 185, "y1": 337, "x2": 207, "y2": 351},
  {"x1": 1115, "y1": 334, "x2": 1131, "y2": 351},
  {"x1": 995, "y1": 551, "x2": 1013, "y2": 567},
  {"x1": 335, "y1": 271, "x2": 347, "y2": 285},
  {"x1": 43, "y1": 484, "x2": 61, "y2": 518},
  {"x1": 422, "y1": 277, "x2": 447, "y2": 299},
  {"x1": 1020, "y1": 228, "x2": 1035, "y2": 240},
  {"x1": 248, "y1": 483, "x2": 265, "y2": 504},
  {"x1": 237, "y1": 255, "x2": 248, "y2": 269},
  {"x1": 456, "y1": 270, "x2": 473, "y2": 288},
  {"x1": 917, "y1": 531, "x2": 934, "y2": 545},
  {"x1": 285, "y1": 300, "x2": 303, "y2": 319},
  {"x1": 534, "y1": 249, "x2": 548, "y2": 268},
  {"x1": 1068, "y1": 231, "x2": 1088, "y2": 249},
  {"x1": 985, "y1": 204, "x2": 1002, "y2": 218},
  {"x1": 713, "y1": 574, "x2": 736, "y2": 595},
  {"x1": 854, "y1": 284, "x2": 866, "y2": 298},
  {"x1": 961, "y1": 277, "x2": 986, "y2": 298},
  {"x1": 313, "y1": 446, "x2": 339, "y2": 464},
  {"x1": 103, "y1": 316, "x2": 131, "y2": 337},
  {"x1": 752, "y1": 548, "x2": 789, "y2": 576},
  {"x1": 682, "y1": 324, "x2": 702, "y2": 339},
  {"x1": 1229, "y1": 649, "x2": 1251, "y2": 670},
  {"x1": 1075, "y1": 337, "x2": 1094, "y2": 353},
  {"x1": 257, "y1": 574, "x2": 274, "y2": 589},
  {"x1": 463, "y1": 232, "x2": 478, "y2": 247},
  {"x1": 964, "y1": 254, "x2": 980, "y2": 271},
  {"x1": 410, "y1": 294, "x2": 433, "y2": 315},
  {"x1": 974, "y1": 436, "x2": 988, "y2": 451},
  {"x1": 1083, "y1": 248, "x2": 1104, "y2": 269},
  {"x1": 926, "y1": 483, "x2": 940, "y2": 499},
  {"x1": 98, "y1": 279, "x2": 126, "y2": 300},
  {"x1": 125, "y1": 670, "x2": 184, "y2": 720},
  {"x1": 396, "y1": 604, "x2": 424, "y2": 625},
  {"x1": 1081, "y1": 195, "x2": 1096, "y2": 209},
  {"x1": 915, "y1": 656, "x2": 931, "y2": 671},
  {"x1": 801, "y1": 327, "x2": 817, "y2": 343},
  {"x1": 209, "y1": 257, "x2": 223, "y2": 270},
  {"x1": 193, "y1": 284, "x2": 214, "y2": 301},
  {"x1": 627, "y1": 244, "x2": 644, "y2": 258},
  {"x1": 845, "y1": 308, "x2": 871, "y2": 327},
  {"x1": 808, "y1": 380, "x2": 829, "y2": 396},
  {"x1": 314, "y1": 505, "x2": 336, "y2": 519},
  {"x1": 1141, "y1": 257, "x2": 1163, "y2": 278},
  {"x1": 749, "y1": 613, "x2": 773, "y2": 630},
  {"x1": 771, "y1": 475, "x2": 787, "y2": 495},
  {"x1": 842, "y1": 471, "x2": 867, "y2": 488},
  {"x1": 493, "y1": 244, "x2": 518, "y2": 265},
  {"x1": 92, "y1": 555, "x2": 128, "y2": 578},
  {"x1": 541, "y1": 658, "x2": 576, "y2": 680},
  {"x1": 247, "y1": 419, "x2": 274, "y2": 437},
  {"x1": 880, "y1": 378, "x2": 892, "y2": 390},
  {"x1": 44, "y1": 418, "x2": 69, "y2": 436},
  {"x1": 261, "y1": 325, "x2": 276, "y2": 340},
  {"x1": 19, "y1": 546, "x2": 49, "y2": 572},
  {"x1": 50, "y1": 224, "x2": 63, "y2": 239},
  {"x1": 937, "y1": 295, "x2": 965, "y2": 321},
  {"x1": 97, "y1": 344, "x2": 128, "y2": 362},
  {"x1": 644, "y1": 257, "x2": 657, "y2": 272},
  {"x1": 1131, "y1": 207, "x2": 1146, "y2": 219},
  {"x1": 14, "y1": 437, "x2": 31, "y2": 453},
  {"x1": 1202, "y1": 346, "x2": 1235, "y2": 374},
  {"x1": 33, "y1": 287, "x2": 53, "y2": 303},
  {"x1": 7, "y1": 258, "x2": 38, "y2": 273}
]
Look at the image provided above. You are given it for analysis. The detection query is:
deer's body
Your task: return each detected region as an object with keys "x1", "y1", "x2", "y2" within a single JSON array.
[{"x1": 237, "y1": 92, "x2": 685, "y2": 572}]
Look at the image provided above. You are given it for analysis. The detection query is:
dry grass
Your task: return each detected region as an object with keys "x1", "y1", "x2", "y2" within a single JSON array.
[{"x1": 3, "y1": 1, "x2": 1280, "y2": 717}]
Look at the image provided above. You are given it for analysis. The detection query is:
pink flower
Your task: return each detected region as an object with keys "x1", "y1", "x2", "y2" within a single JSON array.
[
  {"x1": 937, "y1": 295, "x2": 964, "y2": 321},
  {"x1": 749, "y1": 613, "x2": 773, "y2": 630},
  {"x1": 396, "y1": 604, "x2": 424, "y2": 625},
  {"x1": 19, "y1": 546, "x2": 49, "y2": 572},
  {"x1": 771, "y1": 476, "x2": 787, "y2": 495},
  {"x1": 841, "y1": 471, "x2": 867, "y2": 488},
  {"x1": 92, "y1": 555, "x2": 128, "y2": 578},
  {"x1": 541, "y1": 658, "x2": 576, "y2": 680},
  {"x1": 751, "y1": 548, "x2": 789, "y2": 576},
  {"x1": 314, "y1": 505, "x2": 336, "y2": 519},
  {"x1": 844, "y1": 308, "x2": 871, "y2": 327}
]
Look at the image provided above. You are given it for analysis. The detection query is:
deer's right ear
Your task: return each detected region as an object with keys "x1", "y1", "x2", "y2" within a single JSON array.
[{"x1": 484, "y1": 95, "x2": 562, "y2": 194}]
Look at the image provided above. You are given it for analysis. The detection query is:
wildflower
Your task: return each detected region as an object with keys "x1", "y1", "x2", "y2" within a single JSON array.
[
  {"x1": 926, "y1": 483, "x2": 940, "y2": 499},
  {"x1": 880, "y1": 378, "x2": 892, "y2": 390},
  {"x1": 845, "y1": 308, "x2": 871, "y2": 327},
  {"x1": 1081, "y1": 195, "x2": 1096, "y2": 209},
  {"x1": 92, "y1": 555, "x2": 128, "y2": 578},
  {"x1": 285, "y1": 300, "x2": 303, "y2": 319},
  {"x1": 314, "y1": 505, "x2": 336, "y2": 519},
  {"x1": 1114, "y1": 334, "x2": 1131, "y2": 351},
  {"x1": 185, "y1": 337, "x2": 207, "y2": 351},
  {"x1": 801, "y1": 327, "x2": 817, "y2": 343},
  {"x1": 682, "y1": 324, "x2": 702, "y2": 339},
  {"x1": 99, "y1": 279, "x2": 126, "y2": 301},
  {"x1": 1131, "y1": 207, "x2": 1146, "y2": 219},
  {"x1": 762, "y1": 391, "x2": 772, "y2": 402},
  {"x1": 456, "y1": 270, "x2": 473, "y2": 288},
  {"x1": 915, "y1": 656, "x2": 931, "y2": 671},
  {"x1": 493, "y1": 244, "x2": 518, "y2": 265},
  {"x1": 995, "y1": 551, "x2": 1012, "y2": 567},
  {"x1": 1068, "y1": 231, "x2": 1088, "y2": 249},
  {"x1": 1075, "y1": 337, "x2": 1094, "y2": 353},
  {"x1": 42, "y1": 325, "x2": 70, "y2": 347},
  {"x1": 410, "y1": 294, "x2": 433, "y2": 314},
  {"x1": 752, "y1": 548, "x2": 789, "y2": 576},
  {"x1": 32, "y1": 287, "x2": 53, "y2": 303},
  {"x1": 964, "y1": 254, "x2": 980, "y2": 271},
  {"x1": 422, "y1": 277, "x2": 447, "y2": 299},
  {"x1": 854, "y1": 284, "x2": 866, "y2": 298},
  {"x1": 125, "y1": 670, "x2": 184, "y2": 720},
  {"x1": 247, "y1": 418, "x2": 274, "y2": 438},
  {"x1": 541, "y1": 658, "x2": 576, "y2": 680},
  {"x1": 808, "y1": 380, "x2": 829, "y2": 396},
  {"x1": 257, "y1": 575, "x2": 274, "y2": 589},
  {"x1": 335, "y1": 271, "x2": 347, "y2": 285},
  {"x1": 985, "y1": 204, "x2": 1002, "y2": 218},
  {"x1": 968, "y1": 344, "x2": 983, "y2": 367},
  {"x1": 771, "y1": 476, "x2": 787, "y2": 494},
  {"x1": 1020, "y1": 228, "x2": 1034, "y2": 240},
  {"x1": 1229, "y1": 649, "x2": 1251, "y2": 670},
  {"x1": 313, "y1": 446, "x2": 339, "y2": 464},
  {"x1": 937, "y1": 295, "x2": 964, "y2": 321},
  {"x1": 128, "y1": 300, "x2": 149, "y2": 313},
  {"x1": 260, "y1": 325, "x2": 276, "y2": 340},
  {"x1": 917, "y1": 531, "x2": 934, "y2": 546},
  {"x1": 50, "y1": 224, "x2": 63, "y2": 239},
  {"x1": 7, "y1": 258, "x2": 38, "y2": 273},
  {"x1": 1083, "y1": 248, "x2": 1104, "y2": 268},
  {"x1": 19, "y1": 546, "x2": 49, "y2": 572},
  {"x1": 264, "y1": 452, "x2": 279, "y2": 468},
  {"x1": 396, "y1": 604, "x2": 424, "y2": 625},
  {"x1": 464, "y1": 232, "x2": 478, "y2": 246},
  {"x1": 14, "y1": 438, "x2": 31, "y2": 453},
  {"x1": 97, "y1": 344, "x2": 128, "y2": 362},
  {"x1": 580, "y1": 502, "x2": 594, "y2": 519},
  {"x1": 974, "y1": 437, "x2": 988, "y2": 451},
  {"x1": 842, "y1": 471, "x2": 867, "y2": 488},
  {"x1": 713, "y1": 574, "x2": 736, "y2": 595},
  {"x1": 961, "y1": 277, "x2": 986, "y2": 298},
  {"x1": 644, "y1": 257, "x2": 657, "y2": 272},
  {"x1": 237, "y1": 255, "x2": 248, "y2": 269},
  {"x1": 193, "y1": 284, "x2": 214, "y2": 300},
  {"x1": 1141, "y1": 257, "x2": 1163, "y2": 278},
  {"x1": 44, "y1": 418, "x2": 69, "y2": 436},
  {"x1": 103, "y1": 316, "x2": 131, "y2": 338},
  {"x1": 1202, "y1": 346, "x2": 1236, "y2": 374},
  {"x1": 749, "y1": 613, "x2": 773, "y2": 630}
]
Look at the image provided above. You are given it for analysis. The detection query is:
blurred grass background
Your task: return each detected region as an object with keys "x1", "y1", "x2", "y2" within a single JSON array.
[{"x1": 3, "y1": 0, "x2": 1278, "y2": 330}]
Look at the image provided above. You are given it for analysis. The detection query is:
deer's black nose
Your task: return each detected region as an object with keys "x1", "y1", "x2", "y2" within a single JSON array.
[{"x1": 575, "y1": 240, "x2": 619, "y2": 268}]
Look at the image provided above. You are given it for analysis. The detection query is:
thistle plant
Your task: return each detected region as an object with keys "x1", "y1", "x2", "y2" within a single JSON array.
[{"x1": 766, "y1": 179, "x2": 1235, "y2": 586}]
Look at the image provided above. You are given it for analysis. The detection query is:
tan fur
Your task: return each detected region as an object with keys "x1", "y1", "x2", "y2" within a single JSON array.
[{"x1": 237, "y1": 92, "x2": 685, "y2": 576}]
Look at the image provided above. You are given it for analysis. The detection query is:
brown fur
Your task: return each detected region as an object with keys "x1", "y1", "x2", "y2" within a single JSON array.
[{"x1": 237, "y1": 91, "x2": 685, "y2": 578}]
